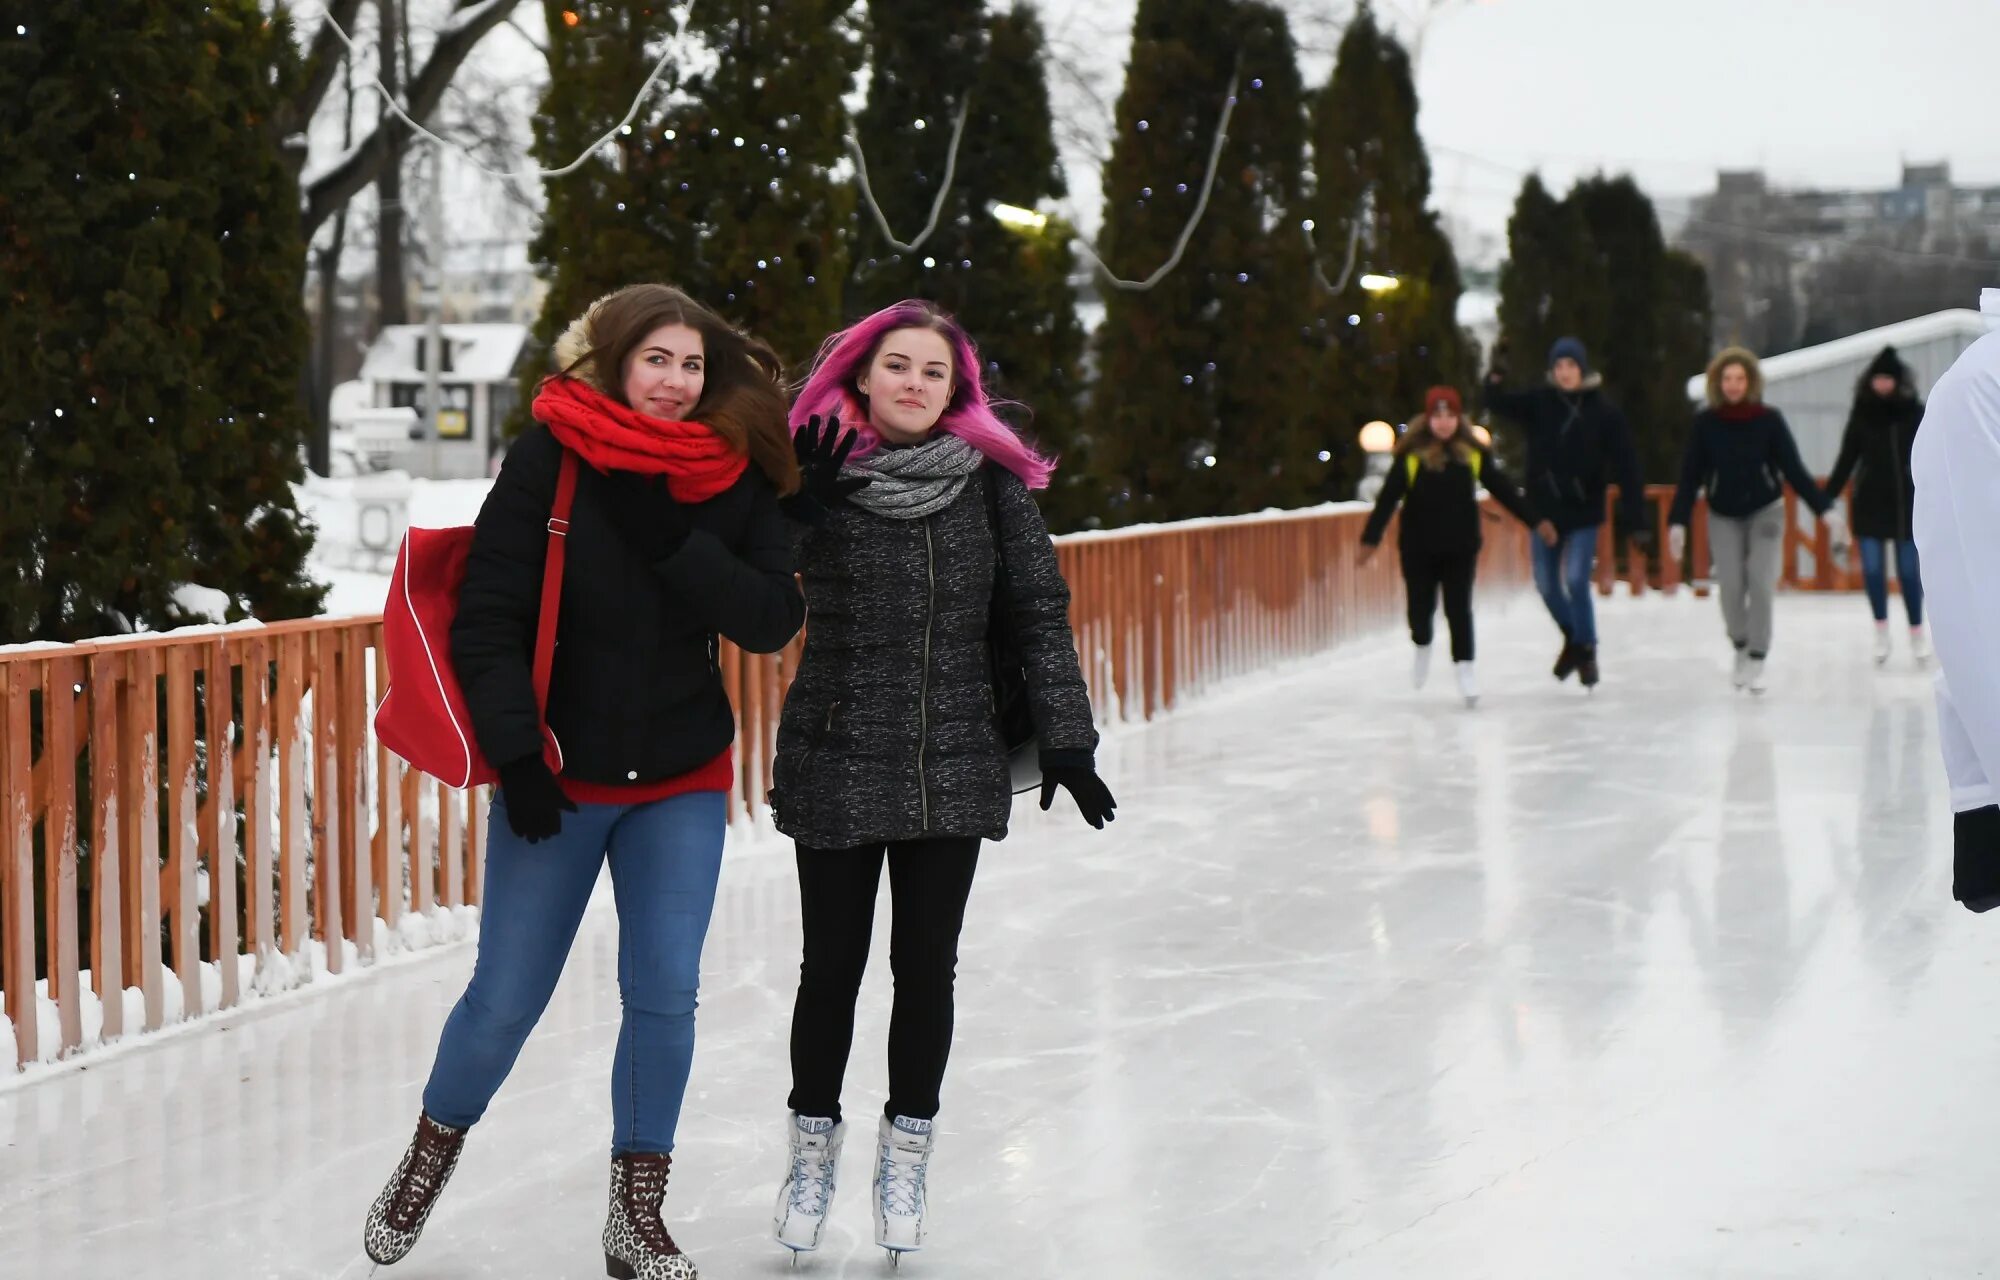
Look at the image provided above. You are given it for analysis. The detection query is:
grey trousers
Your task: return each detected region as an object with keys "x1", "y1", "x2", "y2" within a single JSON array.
[{"x1": 1708, "y1": 500, "x2": 1787, "y2": 655}]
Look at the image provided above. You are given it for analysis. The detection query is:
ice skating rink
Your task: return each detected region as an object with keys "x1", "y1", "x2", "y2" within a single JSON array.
[{"x1": 4, "y1": 591, "x2": 1991, "y2": 1279}]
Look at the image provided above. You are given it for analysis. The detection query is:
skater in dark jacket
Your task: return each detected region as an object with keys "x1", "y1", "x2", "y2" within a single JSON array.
[
  {"x1": 1483, "y1": 337, "x2": 1650, "y2": 689},
  {"x1": 767, "y1": 301, "x2": 1114, "y2": 1264},
  {"x1": 363, "y1": 284, "x2": 838, "y2": 1280},
  {"x1": 1668, "y1": 347, "x2": 1844, "y2": 694},
  {"x1": 1360, "y1": 385, "x2": 1556, "y2": 705},
  {"x1": 1826, "y1": 345, "x2": 1929, "y2": 665}
]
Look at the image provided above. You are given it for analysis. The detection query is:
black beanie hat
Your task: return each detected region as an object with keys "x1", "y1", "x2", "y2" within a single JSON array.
[{"x1": 1865, "y1": 346, "x2": 1907, "y2": 384}]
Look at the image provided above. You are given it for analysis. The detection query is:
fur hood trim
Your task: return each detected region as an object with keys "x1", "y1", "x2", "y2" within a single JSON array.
[{"x1": 1705, "y1": 346, "x2": 1764, "y2": 408}]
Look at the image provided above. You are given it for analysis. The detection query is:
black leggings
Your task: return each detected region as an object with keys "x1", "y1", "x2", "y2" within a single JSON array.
[
  {"x1": 787, "y1": 836, "x2": 981, "y2": 1124},
  {"x1": 1404, "y1": 549, "x2": 1479, "y2": 662}
]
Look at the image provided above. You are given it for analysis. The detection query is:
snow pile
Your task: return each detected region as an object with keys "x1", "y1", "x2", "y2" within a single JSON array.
[
  {"x1": 6, "y1": 902, "x2": 482, "y2": 1082},
  {"x1": 302, "y1": 473, "x2": 497, "y2": 616}
]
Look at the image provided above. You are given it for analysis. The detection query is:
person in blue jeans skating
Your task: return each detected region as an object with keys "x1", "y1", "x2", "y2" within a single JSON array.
[
  {"x1": 1483, "y1": 337, "x2": 1650, "y2": 689},
  {"x1": 1825, "y1": 345, "x2": 1929, "y2": 667},
  {"x1": 362, "y1": 285, "x2": 850, "y2": 1280}
]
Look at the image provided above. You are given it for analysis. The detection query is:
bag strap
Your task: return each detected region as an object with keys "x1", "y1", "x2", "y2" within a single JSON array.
[{"x1": 531, "y1": 449, "x2": 580, "y2": 717}]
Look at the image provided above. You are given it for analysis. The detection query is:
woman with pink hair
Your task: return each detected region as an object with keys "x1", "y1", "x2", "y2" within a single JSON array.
[{"x1": 768, "y1": 301, "x2": 1113, "y2": 1263}]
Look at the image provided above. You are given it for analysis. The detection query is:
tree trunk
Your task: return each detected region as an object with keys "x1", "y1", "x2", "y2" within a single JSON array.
[{"x1": 375, "y1": 0, "x2": 409, "y2": 328}]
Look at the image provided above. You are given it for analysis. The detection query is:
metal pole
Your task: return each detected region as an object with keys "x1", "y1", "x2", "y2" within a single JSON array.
[{"x1": 425, "y1": 144, "x2": 445, "y2": 480}]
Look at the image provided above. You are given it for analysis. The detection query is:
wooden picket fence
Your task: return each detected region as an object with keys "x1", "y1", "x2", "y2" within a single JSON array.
[
  {"x1": 1595, "y1": 483, "x2": 1884, "y2": 598},
  {"x1": 0, "y1": 501, "x2": 1535, "y2": 1070}
]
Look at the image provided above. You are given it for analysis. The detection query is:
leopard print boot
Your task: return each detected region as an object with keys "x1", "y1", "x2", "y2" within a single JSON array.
[
  {"x1": 602, "y1": 1152, "x2": 698, "y2": 1279},
  {"x1": 363, "y1": 1112, "x2": 469, "y2": 1265}
]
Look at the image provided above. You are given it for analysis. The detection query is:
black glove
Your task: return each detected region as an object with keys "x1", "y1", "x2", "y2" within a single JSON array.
[
  {"x1": 1955, "y1": 805, "x2": 2000, "y2": 912},
  {"x1": 792, "y1": 414, "x2": 873, "y2": 513},
  {"x1": 593, "y1": 467, "x2": 691, "y2": 563},
  {"x1": 1628, "y1": 526, "x2": 1657, "y2": 553},
  {"x1": 498, "y1": 755, "x2": 577, "y2": 845},
  {"x1": 1039, "y1": 764, "x2": 1117, "y2": 830},
  {"x1": 1486, "y1": 341, "x2": 1511, "y2": 385}
]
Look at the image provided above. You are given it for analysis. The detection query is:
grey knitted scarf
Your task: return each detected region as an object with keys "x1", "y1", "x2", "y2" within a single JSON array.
[{"x1": 842, "y1": 432, "x2": 984, "y2": 520}]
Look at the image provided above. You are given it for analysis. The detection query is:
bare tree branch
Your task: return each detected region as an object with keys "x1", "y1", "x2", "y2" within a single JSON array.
[
  {"x1": 301, "y1": 0, "x2": 524, "y2": 237},
  {"x1": 294, "y1": 0, "x2": 367, "y2": 128}
]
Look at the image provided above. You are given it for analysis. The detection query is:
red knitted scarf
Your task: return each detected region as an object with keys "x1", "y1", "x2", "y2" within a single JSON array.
[{"x1": 532, "y1": 375, "x2": 748, "y2": 502}]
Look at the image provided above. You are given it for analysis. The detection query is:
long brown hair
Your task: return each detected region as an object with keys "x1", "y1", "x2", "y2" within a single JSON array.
[
  {"x1": 556, "y1": 284, "x2": 801, "y2": 495},
  {"x1": 1395, "y1": 413, "x2": 1479, "y2": 471}
]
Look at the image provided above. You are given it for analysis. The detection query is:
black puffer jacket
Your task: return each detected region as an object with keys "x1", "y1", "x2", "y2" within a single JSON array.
[
  {"x1": 771, "y1": 464, "x2": 1096, "y2": 847},
  {"x1": 451, "y1": 424, "x2": 805, "y2": 787},
  {"x1": 1481, "y1": 377, "x2": 1646, "y2": 534},
  {"x1": 1826, "y1": 385, "x2": 1924, "y2": 541},
  {"x1": 1360, "y1": 443, "x2": 1539, "y2": 557}
]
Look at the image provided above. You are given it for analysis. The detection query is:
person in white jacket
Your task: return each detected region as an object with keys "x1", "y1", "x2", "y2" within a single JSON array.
[{"x1": 1910, "y1": 289, "x2": 2000, "y2": 912}]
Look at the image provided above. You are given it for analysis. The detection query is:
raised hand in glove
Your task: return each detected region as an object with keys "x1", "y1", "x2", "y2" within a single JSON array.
[
  {"x1": 593, "y1": 467, "x2": 690, "y2": 563},
  {"x1": 1040, "y1": 764, "x2": 1118, "y2": 830},
  {"x1": 786, "y1": 414, "x2": 873, "y2": 524},
  {"x1": 498, "y1": 755, "x2": 577, "y2": 845}
]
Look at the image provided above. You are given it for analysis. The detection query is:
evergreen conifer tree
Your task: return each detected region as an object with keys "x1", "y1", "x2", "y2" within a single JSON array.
[
  {"x1": 1087, "y1": 0, "x2": 1318, "y2": 525},
  {"x1": 1304, "y1": 6, "x2": 1467, "y2": 487},
  {"x1": 0, "y1": 1, "x2": 322, "y2": 641},
  {"x1": 1494, "y1": 173, "x2": 1712, "y2": 481},
  {"x1": 517, "y1": 0, "x2": 858, "y2": 430}
]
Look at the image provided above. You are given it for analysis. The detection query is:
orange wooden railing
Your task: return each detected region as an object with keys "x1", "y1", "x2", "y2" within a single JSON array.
[
  {"x1": 0, "y1": 502, "x2": 1531, "y2": 1070},
  {"x1": 1592, "y1": 483, "x2": 1878, "y2": 598}
]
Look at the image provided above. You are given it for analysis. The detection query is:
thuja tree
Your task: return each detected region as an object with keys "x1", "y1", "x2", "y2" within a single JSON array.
[{"x1": 0, "y1": 1, "x2": 322, "y2": 641}]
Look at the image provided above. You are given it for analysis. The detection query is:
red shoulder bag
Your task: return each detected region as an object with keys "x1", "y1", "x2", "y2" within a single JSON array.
[{"x1": 374, "y1": 450, "x2": 579, "y2": 788}]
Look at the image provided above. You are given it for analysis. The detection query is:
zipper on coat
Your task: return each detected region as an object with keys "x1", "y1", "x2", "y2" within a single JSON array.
[{"x1": 918, "y1": 519, "x2": 936, "y2": 831}]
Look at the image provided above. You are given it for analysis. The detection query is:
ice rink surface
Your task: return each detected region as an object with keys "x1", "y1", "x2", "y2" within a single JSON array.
[{"x1": 6, "y1": 591, "x2": 1994, "y2": 1280}]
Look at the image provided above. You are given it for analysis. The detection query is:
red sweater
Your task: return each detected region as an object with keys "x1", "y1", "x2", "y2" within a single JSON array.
[{"x1": 558, "y1": 748, "x2": 735, "y2": 807}]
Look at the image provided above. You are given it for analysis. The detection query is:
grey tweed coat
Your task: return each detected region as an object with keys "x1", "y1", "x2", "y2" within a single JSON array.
[{"x1": 770, "y1": 464, "x2": 1097, "y2": 848}]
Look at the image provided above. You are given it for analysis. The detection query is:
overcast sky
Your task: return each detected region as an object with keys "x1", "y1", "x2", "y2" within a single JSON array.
[{"x1": 1039, "y1": 0, "x2": 2000, "y2": 264}]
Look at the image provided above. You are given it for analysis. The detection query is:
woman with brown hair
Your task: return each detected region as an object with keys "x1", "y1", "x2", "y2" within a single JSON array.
[
  {"x1": 1667, "y1": 347, "x2": 1842, "y2": 694},
  {"x1": 362, "y1": 284, "x2": 847, "y2": 1280},
  {"x1": 1359, "y1": 386, "x2": 1553, "y2": 707}
]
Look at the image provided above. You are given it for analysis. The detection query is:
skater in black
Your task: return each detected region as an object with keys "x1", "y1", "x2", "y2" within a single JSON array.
[
  {"x1": 1482, "y1": 337, "x2": 1650, "y2": 688},
  {"x1": 1826, "y1": 346, "x2": 1929, "y2": 666},
  {"x1": 1360, "y1": 385, "x2": 1556, "y2": 706}
]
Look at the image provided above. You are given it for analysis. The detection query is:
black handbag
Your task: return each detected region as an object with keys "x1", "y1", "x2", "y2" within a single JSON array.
[{"x1": 982, "y1": 466, "x2": 1041, "y2": 794}]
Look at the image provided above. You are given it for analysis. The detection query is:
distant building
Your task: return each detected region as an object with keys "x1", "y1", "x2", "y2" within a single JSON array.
[
  {"x1": 1678, "y1": 164, "x2": 2000, "y2": 355},
  {"x1": 357, "y1": 324, "x2": 535, "y2": 479}
]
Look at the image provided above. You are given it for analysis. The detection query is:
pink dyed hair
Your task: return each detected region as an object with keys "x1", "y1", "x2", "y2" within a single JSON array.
[{"x1": 790, "y1": 300, "x2": 1057, "y2": 490}]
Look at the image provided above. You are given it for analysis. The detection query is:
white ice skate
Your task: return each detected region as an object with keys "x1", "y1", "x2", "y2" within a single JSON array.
[
  {"x1": 774, "y1": 1113, "x2": 844, "y2": 1257},
  {"x1": 1731, "y1": 649, "x2": 1751, "y2": 690},
  {"x1": 1872, "y1": 622, "x2": 1892, "y2": 666},
  {"x1": 1743, "y1": 656, "x2": 1768, "y2": 695},
  {"x1": 1912, "y1": 627, "x2": 1932, "y2": 666},
  {"x1": 874, "y1": 1115, "x2": 933, "y2": 1264},
  {"x1": 1412, "y1": 644, "x2": 1433, "y2": 690},
  {"x1": 1454, "y1": 661, "x2": 1479, "y2": 708}
]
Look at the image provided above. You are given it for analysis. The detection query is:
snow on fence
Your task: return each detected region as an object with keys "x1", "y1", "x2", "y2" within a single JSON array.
[{"x1": 0, "y1": 502, "x2": 1537, "y2": 1072}]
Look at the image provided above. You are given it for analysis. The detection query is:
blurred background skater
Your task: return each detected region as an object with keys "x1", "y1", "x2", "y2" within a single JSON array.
[
  {"x1": 1360, "y1": 386, "x2": 1555, "y2": 708},
  {"x1": 1667, "y1": 347, "x2": 1845, "y2": 695},
  {"x1": 1827, "y1": 346, "x2": 1929, "y2": 667}
]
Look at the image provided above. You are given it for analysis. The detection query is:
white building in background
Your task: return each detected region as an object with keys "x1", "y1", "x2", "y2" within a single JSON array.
[
  {"x1": 1683, "y1": 307, "x2": 1996, "y2": 472},
  {"x1": 357, "y1": 324, "x2": 536, "y2": 480}
]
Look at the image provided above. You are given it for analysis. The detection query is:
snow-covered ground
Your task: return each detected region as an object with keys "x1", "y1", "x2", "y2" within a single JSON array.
[
  {"x1": 3, "y1": 591, "x2": 1986, "y2": 1278},
  {"x1": 301, "y1": 473, "x2": 495, "y2": 616}
]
